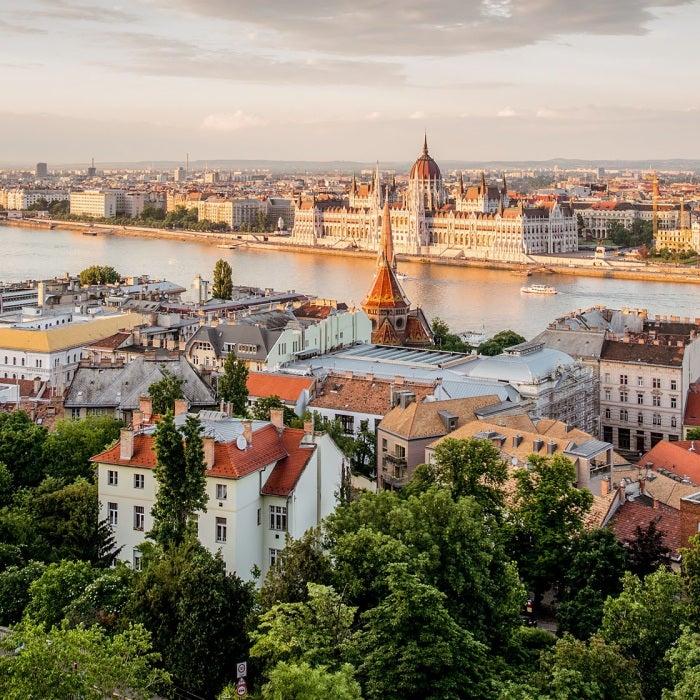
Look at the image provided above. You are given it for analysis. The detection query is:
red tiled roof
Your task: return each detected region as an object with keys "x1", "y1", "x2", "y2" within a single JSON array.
[
  {"x1": 85, "y1": 331, "x2": 131, "y2": 350},
  {"x1": 610, "y1": 498, "x2": 681, "y2": 556},
  {"x1": 684, "y1": 391, "x2": 700, "y2": 427},
  {"x1": 261, "y1": 428, "x2": 314, "y2": 496},
  {"x1": 637, "y1": 441, "x2": 700, "y2": 486},
  {"x1": 91, "y1": 424, "x2": 289, "y2": 479},
  {"x1": 247, "y1": 373, "x2": 315, "y2": 403}
]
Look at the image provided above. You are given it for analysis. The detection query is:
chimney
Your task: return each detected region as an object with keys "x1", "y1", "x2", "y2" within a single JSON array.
[
  {"x1": 33, "y1": 377, "x2": 41, "y2": 394},
  {"x1": 547, "y1": 440, "x2": 557, "y2": 456},
  {"x1": 203, "y1": 435, "x2": 215, "y2": 469},
  {"x1": 270, "y1": 408, "x2": 284, "y2": 432},
  {"x1": 174, "y1": 398, "x2": 189, "y2": 416},
  {"x1": 533, "y1": 438, "x2": 544, "y2": 453},
  {"x1": 304, "y1": 419, "x2": 314, "y2": 436},
  {"x1": 120, "y1": 427, "x2": 134, "y2": 461},
  {"x1": 512, "y1": 433, "x2": 522, "y2": 448},
  {"x1": 601, "y1": 478, "x2": 609, "y2": 497},
  {"x1": 242, "y1": 420, "x2": 253, "y2": 445},
  {"x1": 139, "y1": 396, "x2": 153, "y2": 422},
  {"x1": 132, "y1": 409, "x2": 144, "y2": 429}
]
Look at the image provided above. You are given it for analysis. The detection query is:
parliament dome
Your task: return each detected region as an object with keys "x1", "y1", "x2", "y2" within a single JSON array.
[{"x1": 410, "y1": 136, "x2": 441, "y2": 181}]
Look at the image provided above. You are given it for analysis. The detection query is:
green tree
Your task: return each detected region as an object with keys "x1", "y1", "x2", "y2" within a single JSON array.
[
  {"x1": 250, "y1": 394, "x2": 297, "y2": 425},
  {"x1": 685, "y1": 427, "x2": 700, "y2": 440},
  {"x1": 212, "y1": 258, "x2": 233, "y2": 299},
  {"x1": 601, "y1": 569, "x2": 686, "y2": 700},
  {"x1": 260, "y1": 661, "x2": 362, "y2": 700},
  {"x1": 78, "y1": 265, "x2": 120, "y2": 285},
  {"x1": 0, "y1": 560, "x2": 46, "y2": 625},
  {"x1": 625, "y1": 520, "x2": 670, "y2": 578},
  {"x1": 0, "y1": 621, "x2": 169, "y2": 700},
  {"x1": 250, "y1": 583, "x2": 357, "y2": 677},
  {"x1": 680, "y1": 534, "x2": 700, "y2": 627},
  {"x1": 42, "y1": 415, "x2": 123, "y2": 483},
  {"x1": 538, "y1": 633, "x2": 643, "y2": 700},
  {"x1": 218, "y1": 350, "x2": 249, "y2": 416},
  {"x1": 0, "y1": 462, "x2": 12, "y2": 507},
  {"x1": 26, "y1": 196, "x2": 49, "y2": 211},
  {"x1": 478, "y1": 329, "x2": 526, "y2": 356},
  {"x1": 664, "y1": 626, "x2": 700, "y2": 700},
  {"x1": 430, "y1": 316, "x2": 471, "y2": 352},
  {"x1": 24, "y1": 559, "x2": 98, "y2": 629},
  {"x1": 348, "y1": 564, "x2": 491, "y2": 700},
  {"x1": 0, "y1": 410, "x2": 48, "y2": 488},
  {"x1": 140, "y1": 204, "x2": 165, "y2": 221},
  {"x1": 147, "y1": 366, "x2": 185, "y2": 416},
  {"x1": 125, "y1": 539, "x2": 254, "y2": 698},
  {"x1": 406, "y1": 437, "x2": 508, "y2": 518},
  {"x1": 556, "y1": 528, "x2": 628, "y2": 639},
  {"x1": 351, "y1": 419, "x2": 377, "y2": 476},
  {"x1": 259, "y1": 528, "x2": 333, "y2": 608},
  {"x1": 150, "y1": 412, "x2": 207, "y2": 549},
  {"x1": 48, "y1": 199, "x2": 69, "y2": 216},
  {"x1": 505, "y1": 454, "x2": 594, "y2": 605},
  {"x1": 607, "y1": 221, "x2": 631, "y2": 247}
]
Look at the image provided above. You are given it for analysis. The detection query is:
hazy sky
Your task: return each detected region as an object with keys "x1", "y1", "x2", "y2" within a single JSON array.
[{"x1": 1, "y1": 0, "x2": 699, "y2": 165}]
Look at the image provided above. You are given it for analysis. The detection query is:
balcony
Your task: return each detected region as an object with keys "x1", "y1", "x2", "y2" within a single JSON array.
[
  {"x1": 382, "y1": 472, "x2": 409, "y2": 489},
  {"x1": 383, "y1": 453, "x2": 407, "y2": 468}
]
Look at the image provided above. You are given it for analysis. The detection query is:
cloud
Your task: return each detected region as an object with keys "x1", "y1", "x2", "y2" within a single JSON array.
[
  {"x1": 408, "y1": 111, "x2": 425, "y2": 120},
  {"x1": 151, "y1": 0, "x2": 693, "y2": 57},
  {"x1": 23, "y1": 0, "x2": 138, "y2": 23},
  {"x1": 497, "y1": 106, "x2": 517, "y2": 117},
  {"x1": 201, "y1": 111, "x2": 268, "y2": 131},
  {"x1": 536, "y1": 108, "x2": 565, "y2": 119},
  {"x1": 97, "y1": 30, "x2": 405, "y2": 86},
  {"x1": 0, "y1": 18, "x2": 47, "y2": 34}
]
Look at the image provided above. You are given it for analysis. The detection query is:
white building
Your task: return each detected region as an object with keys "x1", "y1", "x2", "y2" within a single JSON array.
[
  {"x1": 93, "y1": 410, "x2": 344, "y2": 580},
  {"x1": 70, "y1": 190, "x2": 117, "y2": 218},
  {"x1": 4, "y1": 188, "x2": 70, "y2": 210}
]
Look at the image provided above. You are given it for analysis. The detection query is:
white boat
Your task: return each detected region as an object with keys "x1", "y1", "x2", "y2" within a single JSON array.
[
  {"x1": 396, "y1": 271, "x2": 408, "y2": 281},
  {"x1": 521, "y1": 284, "x2": 557, "y2": 295}
]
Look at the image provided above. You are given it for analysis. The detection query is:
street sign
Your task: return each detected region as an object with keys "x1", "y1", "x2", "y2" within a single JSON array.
[
  {"x1": 236, "y1": 679, "x2": 247, "y2": 697},
  {"x1": 236, "y1": 661, "x2": 247, "y2": 678}
]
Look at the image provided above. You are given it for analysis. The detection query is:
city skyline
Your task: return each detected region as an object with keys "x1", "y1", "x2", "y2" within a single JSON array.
[{"x1": 1, "y1": 0, "x2": 699, "y2": 166}]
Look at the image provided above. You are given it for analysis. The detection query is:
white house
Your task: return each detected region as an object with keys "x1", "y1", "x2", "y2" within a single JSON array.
[{"x1": 93, "y1": 409, "x2": 344, "y2": 581}]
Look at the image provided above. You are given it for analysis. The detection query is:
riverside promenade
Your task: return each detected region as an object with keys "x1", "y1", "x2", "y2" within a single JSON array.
[{"x1": 4, "y1": 217, "x2": 700, "y2": 286}]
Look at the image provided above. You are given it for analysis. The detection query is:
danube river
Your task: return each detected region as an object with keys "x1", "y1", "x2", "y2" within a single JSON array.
[{"x1": 2, "y1": 225, "x2": 699, "y2": 339}]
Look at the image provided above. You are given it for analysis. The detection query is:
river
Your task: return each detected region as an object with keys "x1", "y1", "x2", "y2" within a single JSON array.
[{"x1": 2, "y1": 225, "x2": 699, "y2": 339}]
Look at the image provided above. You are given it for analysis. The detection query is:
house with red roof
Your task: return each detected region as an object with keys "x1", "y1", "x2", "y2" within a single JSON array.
[
  {"x1": 246, "y1": 372, "x2": 317, "y2": 416},
  {"x1": 92, "y1": 408, "x2": 344, "y2": 580}
]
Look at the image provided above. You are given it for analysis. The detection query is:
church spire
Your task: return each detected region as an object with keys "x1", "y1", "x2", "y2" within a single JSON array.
[
  {"x1": 459, "y1": 171, "x2": 465, "y2": 197},
  {"x1": 480, "y1": 171, "x2": 486, "y2": 195},
  {"x1": 380, "y1": 188, "x2": 395, "y2": 270},
  {"x1": 423, "y1": 132, "x2": 429, "y2": 156}
]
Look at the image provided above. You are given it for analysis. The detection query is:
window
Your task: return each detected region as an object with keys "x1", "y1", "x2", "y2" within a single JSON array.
[
  {"x1": 620, "y1": 409, "x2": 628, "y2": 422},
  {"x1": 604, "y1": 389, "x2": 611, "y2": 401},
  {"x1": 133, "y1": 551, "x2": 142, "y2": 572},
  {"x1": 603, "y1": 426, "x2": 613, "y2": 443},
  {"x1": 653, "y1": 378, "x2": 661, "y2": 389},
  {"x1": 133, "y1": 473, "x2": 144, "y2": 489},
  {"x1": 619, "y1": 374, "x2": 628, "y2": 385},
  {"x1": 257, "y1": 508, "x2": 261, "y2": 526},
  {"x1": 671, "y1": 397, "x2": 677, "y2": 409},
  {"x1": 604, "y1": 408, "x2": 611, "y2": 419},
  {"x1": 381, "y1": 438, "x2": 387, "y2": 453},
  {"x1": 637, "y1": 393, "x2": 644, "y2": 405},
  {"x1": 395, "y1": 444, "x2": 406, "y2": 459},
  {"x1": 637, "y1": 376, "x2": 644, "y2": 387},
  {"x1": 336, "y1": 413, "x2": 354, "y2": 435},
  {"x1": 637, "y1": 413, "x2": 644, "y2": 425},
  {"x1": 618, "y1": 428, "x2": 631, "y2": 450},
  {"x1": 133, "y1": 505, "x2": 145, "y2": 531},
  {"x1": 269, "y1": 548, "x2": 281, "y2": 567},
  {"x1": 604, "y1": 373, "x2": 610, "y2": 384},
  {"x1": 270, "y1": 505, "x2": 287, "y2": 531},
  {"x1": 216, "y1": 484, "x2": 227, "y2": 500},
  {"x1": 216, "y1": 517, "x2": 227, "y2": 543},
  {"x1": 108, "y1": 470, "x2": 118, "y2": 486},
  {"x1": 652, "y1": 395, "x2": 661, "y2": 407},
  {"x1": 671, "y1": 380, "x2": 677, "y2": 391},
  {"x1": 653, "y1": 414, "x2": 662, "y2": 426},
  {"x1": 671, "y1": 417, "x2": 677, "y2": 427},
  {"x1": 108, "y1": 502, "x2": 118, "y2": 526},
  {"x1": 620, "y1": 391, "x2": 628, "y2": 403}
]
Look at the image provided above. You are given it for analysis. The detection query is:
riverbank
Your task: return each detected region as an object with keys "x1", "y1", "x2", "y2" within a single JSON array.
[{"x1": 3, "y1": 217, "x2": 700, "y2": 285}]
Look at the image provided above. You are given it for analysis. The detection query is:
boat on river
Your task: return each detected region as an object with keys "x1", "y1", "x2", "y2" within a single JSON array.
[{"x1": 521, "y1": 284, "x2": 557, "y2": 295}]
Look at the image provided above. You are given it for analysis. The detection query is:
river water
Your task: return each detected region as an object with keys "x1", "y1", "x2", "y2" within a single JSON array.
[{"x1": 1, "y1": 225, "x2": 699, "y2": 339}]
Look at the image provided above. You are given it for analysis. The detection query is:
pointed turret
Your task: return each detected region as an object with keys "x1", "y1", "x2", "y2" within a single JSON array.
[
  {"x1": 501, "y1": 173, "x2": 507, "y2": 195},
  {"x1": 423, "y1": 132, "x2": 429, "y2": 156},
  {"x1": 380, "y1": 189, "x2": 395, "y2": 270},
  {"x1": 480, "y1": 171, "x2": 486, "y2": 195},
  {"x1": 459, "y1": 171, "x2": 465, "y2": 197},
  {"x1": 351, "y1": 172, "x2": 356, "y2": 194}
]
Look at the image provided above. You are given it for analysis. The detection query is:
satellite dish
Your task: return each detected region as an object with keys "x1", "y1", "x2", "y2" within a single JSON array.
[
  {"x1": 236, "y1": 435, "x2": 247, "y2": 450},
  {"x1": 511, "y1": 457, "x2": 518, "y2": 466}
]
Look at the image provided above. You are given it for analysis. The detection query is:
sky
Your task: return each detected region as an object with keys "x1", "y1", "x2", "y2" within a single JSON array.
[{"x1": 1, "y1": 0, "x2": 699, "y2": 166}]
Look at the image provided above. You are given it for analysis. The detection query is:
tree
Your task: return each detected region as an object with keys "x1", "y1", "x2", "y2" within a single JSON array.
[
  {"x1": 556, "y1": 528, "x2": 628, "y2": 639},
  {"x1": 259, "y1": 528, "x2": 333, "y2": 608},
  {"x1": 147, "y1": 366, "x2": 184, "y2": 416},
  {"x1": 625, "y1": 520, "x2": 670, "y2": 578},
  {"x1": 430, "y1": 317, "x2": 471, "y2": 352},
  {"x1": 42, "y1": 415, "x2": 123, "y2": 483},
  {"x1": 537, "y1": 633, "x2": 643, "y2": 700},
  {"x1": 78, "y1": 265, "x2": 120, "y2": 286},
  {"x1": 259, "y1": 661, "x2": 362, "y2": 700},
  {"x1": 0, "y1": 621, "x2": 169, "y2": 700},
  {"x1": 347, "y1": 564, "x2": 491, "y2": 700},
  {"x1": 26, "y1": 197, "x2": 49, "y2": 211},
  {"x1": 0, "y1": 410, "x2": 48, "y2": 489},
  {"x1": 406, "y1": 437, "x2": 508, "y2": 518},
  {"x1": 685, "y1": 427, "x2": 700, "y2": 440},
  {"x1": 601, "y1": 569, "x2": 687, "y2": 700},
  {"x1": 664, "y1": 626, "x2": 700, "y2": 700},
  {"x1": 140, "y1": 204, "x2": 165, "y2": 221},
  {"x1": 250, "y1": 395, "x2": 297, "y2": 425},
  {"x1": 607, "y1": 221, "x2": 631, "y2": 247},
  {"x1": 505, "y1": 454, "x2": 594, "y2": 605},
  {"x1": 212, "y1": 258, "x2": 233, "y2": 299},
  {"x1": 250, "y1": 583, "x2": 357, "y2": 677},
  {"x1": 125, "y1": 539, "x2": 254, "y2": 698},
  {"x1": 351, "y1": 419, "x2": 377, "y2": 476},
  {"x1": 681, "y1": 534, "x2": 700, "y2": 627},
  {"x1": 150, "y1": 412, "x2": 207, "y2": 549},
  {"x1": 218, "y1": 350, "x2": 249, "y2": 416},
  {"x1": 478, "y1": 329, "x2": 526, "y2": 356},
  {"x1": 0, "y1": 561, "x2": 46, "y2": 625}
]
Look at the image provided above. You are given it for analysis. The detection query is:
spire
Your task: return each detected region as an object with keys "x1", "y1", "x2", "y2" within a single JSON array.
[
  {"x1": 380, "y1": 188, "x2": 395, "y2": 270},
  {"x1": 480, "y1": 171, "x2": 486, "y2": 194},
  {"x1": 459, "y1": 171, "x2": 464, "y2": 196},
  {"x1": 351, "y1": 172, "x2": 356, "y2": 194},
  {"x1": 501, "y1": 173, "x2": 507, "y2": 194},
  {"x1": 423, "y1": 132, "x2": 429, "y2": 156}
]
